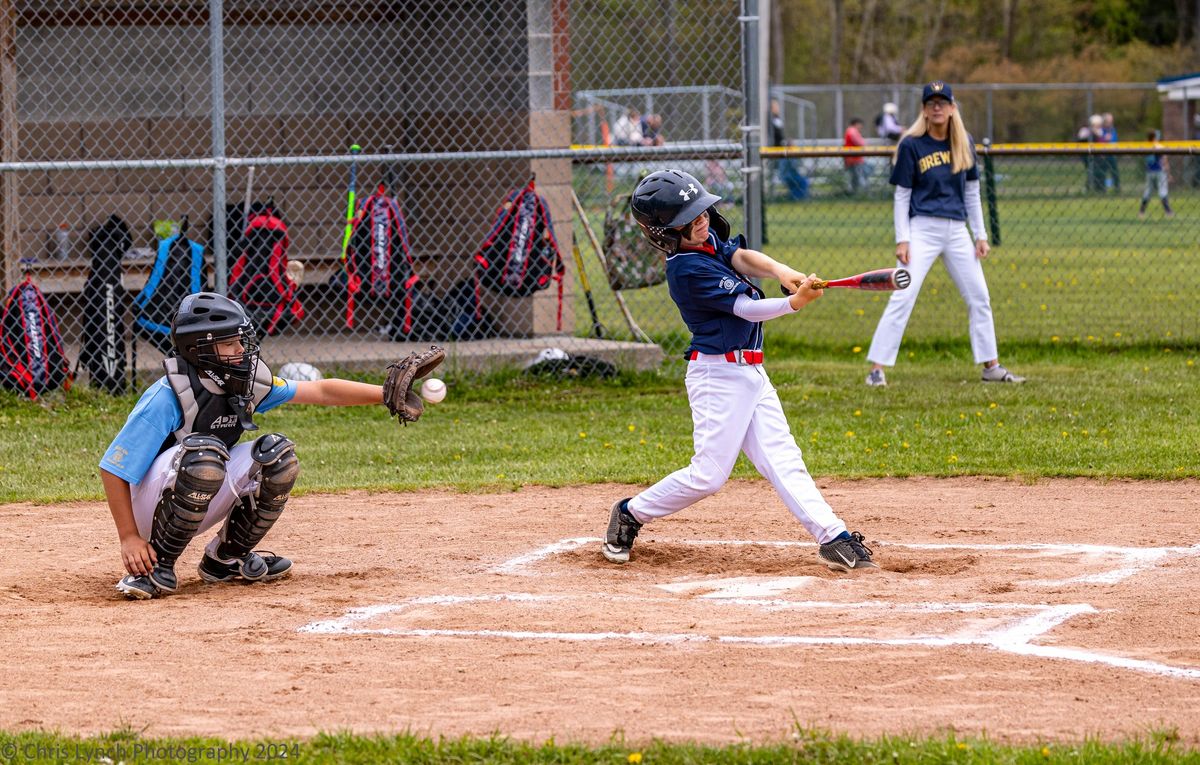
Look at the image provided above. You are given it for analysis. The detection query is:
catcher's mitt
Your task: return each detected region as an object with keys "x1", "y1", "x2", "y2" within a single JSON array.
[{"x1": 383, "y1": 345, "x2": 446, "y2": 424}]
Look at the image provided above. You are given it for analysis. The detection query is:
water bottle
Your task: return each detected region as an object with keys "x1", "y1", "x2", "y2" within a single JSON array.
[{"x1": 54, "y1": 223, "x2": 71, "y2": 260}]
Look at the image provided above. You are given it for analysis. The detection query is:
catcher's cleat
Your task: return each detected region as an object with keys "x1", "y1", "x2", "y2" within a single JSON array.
[
  {"x1": 602, "y1": 498, "x2": 642, "y2": 564},
  {"x1": 199, "y1": 551, "x2": 291, "y2": 583},
  {"x1": 865, "y1": 368, "x2": 887, "y2": 387},
  {"x1": 981, "y1": 364, "x2": 1025, "y2": 383},
  {"x1": 818, "y1": 531, "x2": 880, "y2": 573},
  {"x1": 116, "y1": 574, "x2": 160, "y2": 600}
]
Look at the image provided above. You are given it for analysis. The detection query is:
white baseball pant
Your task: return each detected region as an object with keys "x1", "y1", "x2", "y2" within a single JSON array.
[
  {"x1": 130, "y1": 442, "x2": 262, "y2": 558},
  {"x1": 867, "y1": 215, "x2": 997, "y2": 366},
  {"x1": 627, "y1": 356, "x2": 848, "y2": 544}
]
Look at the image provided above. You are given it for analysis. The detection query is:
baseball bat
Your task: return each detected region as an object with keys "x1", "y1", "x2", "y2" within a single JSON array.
[
  {"x1": 571, "y1": 243, "x2": 607, "y2": 339},
  {"x1": 780, "y1": 267, "x2": 910, "y2": 295},
  {"x1": 340, "y1": 144, "x2": 361, "y2": 263},
  {"x1": 383, "y1": 143, "x2": 397, "y2": 197}
]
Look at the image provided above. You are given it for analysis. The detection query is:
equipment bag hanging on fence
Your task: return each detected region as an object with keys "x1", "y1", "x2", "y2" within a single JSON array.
[
  {"x1": 133, "y1": 216, "x2": 205, "y2": 354},
  {"x1": 229, "y1": 201, "x2": 305, "y2": 336},
  {"x1": 345, "y1": 185, "x2": 419, "y2": 332},
  {"x1": 79, "y1": 214, "x2": 131, "y2": 394},
  {"x1": 601, "y1": 189, "x2": 667, "y2": 291},
  {"x1": 0, "y1": 276, "x2": 73, "y2": 400},
  {"x1": 472, "y1": 177, "x2": 565, "y2": 329}
]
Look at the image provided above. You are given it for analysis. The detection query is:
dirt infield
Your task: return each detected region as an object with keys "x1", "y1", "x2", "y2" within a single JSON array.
[{"x1": 2, "y1": 477, "x2": 1198, "y2": 745}]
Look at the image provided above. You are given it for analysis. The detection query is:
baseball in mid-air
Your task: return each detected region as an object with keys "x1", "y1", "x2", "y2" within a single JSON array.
[{"x1": 420, "y1": 377, "x2": 446, "y2": 404}]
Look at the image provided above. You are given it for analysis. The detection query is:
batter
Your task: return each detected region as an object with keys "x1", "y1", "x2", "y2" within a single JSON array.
[{"x1": 602, "y1": 169, "x2": 878, "y2": 573}]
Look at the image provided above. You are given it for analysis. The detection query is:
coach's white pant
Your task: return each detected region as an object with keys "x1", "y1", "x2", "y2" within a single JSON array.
[
  {"x1": 130, "y1": 442, "x2": 262, "y2": 557},
  {"x1": 867, "y1": 216, "x2": 997, "y2": 366},
  {"x1": 627, "y1": 359, "x2": 847, "y2": 544}
]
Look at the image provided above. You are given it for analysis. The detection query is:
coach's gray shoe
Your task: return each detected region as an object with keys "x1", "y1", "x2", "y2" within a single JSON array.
[
  {"x1": 602, "y1": 498, "x2": 642, "y2": 564},
  {"x1": 116, "y1": 574, "x2": 159, "y2": 600},
  {"x1": 818, "y1": 531, "x2": 880, "y2": 573},
  {"x1": 865, "y1": 368, "x2": 887, "y2": 387},
  {"x1": 982, "y1": 364, "x2": 1025, "y2": 383},
  {"x1": 199, "y1": 551, "x2": 291, "y2": 583}
]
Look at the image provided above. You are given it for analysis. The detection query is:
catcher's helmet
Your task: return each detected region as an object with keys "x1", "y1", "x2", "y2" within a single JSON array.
[
  {"x1": 630, "y1": 169, "x2": 728, "y2": 254},
  {"x1": 171, "y1": 292, "x2": 261, "y2": 396}
]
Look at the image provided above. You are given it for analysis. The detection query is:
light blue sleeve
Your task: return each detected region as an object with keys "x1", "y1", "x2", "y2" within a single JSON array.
[
  {"x1": 256, "y1": 376, "x2": 297, "y2": 414},
  {"x1": 99, "y1": 379, "x2": 183, "y2": 485}
]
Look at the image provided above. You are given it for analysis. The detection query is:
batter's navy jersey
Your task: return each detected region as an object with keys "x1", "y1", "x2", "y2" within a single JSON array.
[
  {"x1": 100, "y1": 375, "x2": 296, "y2": 485},
  {"x1": 890, "y1": 133, "x2": 979, "y2": 221},
  {"x1": 666, "y1": 232, "x2": 765, "y2": 356}
]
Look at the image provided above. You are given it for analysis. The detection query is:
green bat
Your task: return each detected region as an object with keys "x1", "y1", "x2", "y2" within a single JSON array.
[{"x1": 340, "y1": 144, "x2": 362, "y2": 262}]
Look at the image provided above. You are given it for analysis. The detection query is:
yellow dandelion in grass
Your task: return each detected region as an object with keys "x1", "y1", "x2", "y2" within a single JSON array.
[
  {"x1": 853, "y1": 409, "x2": 862, "y2": 417},
  {"x1": 957, "y1": 742, "x2": 970, "y2": 750},
  {"x1": 1188, "y1": 359, "x2": 1195, "y2": 367},
  {"x1": 855, "y1": 309, "x2": 865, "y2": 316},
  {"x1": 945, "y1": 429, "x2": 954, "y2": 436},
  {"x1": 1081, "y1": 429, "x2": 1089, "y2": 436},
  {"x1": 865, "y1": 447, "x2": 872, "y2": 454},
  {"x1": 947, "y1": 455, "x2": 958, "y2": 463},
  {"x1": 1040, "y1": 304, "x2": 1048, "y2": 311},
  {"x1": 1164, "y1": 348, "x2": 1173, "y2": 353},
  {"x1": 628, "y1": 753, "x2": 643, "y2": 764},
  {"x1": 1042, "y1": 746, "x2": 1051, "y2": 758},
  {"x1": 1049, "y1": 406, "x2": 1057, "y2": 413},
  {"x1": 604, "y1": 442, "x2": 613, "y2": 448},
  {"x1": 1051, "y1": 335, "x2": 1060, "y2": 343},
  {"x1": 628, "y1": 424, "x2": 636, "y2": 432},
  {"x1": 1114, "y1": 331, "x2": 1122, "y2": 338},
  {"x1": 497, "y1": 473, "x2": 506, "y2": 479},
  {"x1": 1062, "y1": 431, "x2": 1069, "y2": 438},
  {"x1": 902, "y1": 442, "x2": 910, "y2": 449},
  {"x1": 1019, "y1": 281, "x2": 1028, "y2": 289},
  {"x1": 908, "y1": 351, "x2": 915, "y2": 358},
  {"x1": 657, "y1": 443, "x2": 664, "y2": 450},
  {"x1": 975, "y1": 411, "x2": 982, "y2": 417},
  {"x1": 852, "y1": 346, "x2": 862, "y2": 353},
  {"x1": 959, "y1": 412, "x2": 966, "y2": 420},
  {"x1": 989, "y1": 402, "x2": 997, "y2": 409},
  {"x1": 845, "y1": 431, "x2": 855, "y2": 438},
  {"x1": 639, "y1": 438, "x2": 646, "y2": 445},
  {"x1": 579, "y1": 431, "x2": 587, "y2": 438}
]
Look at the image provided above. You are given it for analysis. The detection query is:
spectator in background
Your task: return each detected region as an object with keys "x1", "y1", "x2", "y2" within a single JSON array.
[
  {"x1": 639, "y1": 113, "x2": 665, "y2": 146},
  {"x1": 1101, "y1": 113, "x2": 1120, "y2": 191},
  {"x1": 1139, "y1": 130, "x2": 1174, "y2": 220},
  {"x1": 876, "y1": 102, "x2": 902, "y2": 142},
  {"x1": 1077, "y1": 114, "x2": 1105, "y2": 192},
  {"x1": 843, "y1": 117, "x2": 868, "y2": 195},
  {"x1": 612, "y1": 108, "x2": 644, "y2": 146},
  {"x1": 769, "y1": 98, "x2": 809, "y2": 201}
]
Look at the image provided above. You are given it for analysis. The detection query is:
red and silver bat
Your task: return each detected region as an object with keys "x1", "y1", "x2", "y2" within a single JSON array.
[{"x1": 781, "y1": 267, "x2": 910, "y2": 294}]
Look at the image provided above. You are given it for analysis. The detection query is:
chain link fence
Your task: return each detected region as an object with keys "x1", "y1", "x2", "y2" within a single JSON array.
[{"x1": 2, "y1": 0, "x2": 1198, "y2": 399}]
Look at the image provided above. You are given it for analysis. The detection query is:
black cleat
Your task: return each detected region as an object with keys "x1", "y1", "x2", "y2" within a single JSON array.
[
  {"x1": 116, "y1": 574, "x2": 160, "y2": 600},
  {"x1": 198, "y1": 551, "x2": 292, "y2": 583},
  {"x1": 602, "y1": 498, "x2": 642, "y2": 564},
  {"x1": 818, "y1": 531, "x2": 880, "y2": 573}
]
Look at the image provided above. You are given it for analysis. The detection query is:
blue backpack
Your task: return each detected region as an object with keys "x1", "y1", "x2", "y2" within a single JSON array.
[{"x1": 133, "y1": 218, "x2": 205, "y2": 353}]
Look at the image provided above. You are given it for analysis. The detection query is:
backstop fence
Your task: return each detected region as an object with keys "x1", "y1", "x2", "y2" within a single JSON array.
[{"x1": 0, "y1": 0, "x2": 1196, "y2": 397}]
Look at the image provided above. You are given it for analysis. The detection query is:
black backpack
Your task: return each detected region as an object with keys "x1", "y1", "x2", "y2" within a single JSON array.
[
  {"x1": 472, "y1": 178, "x2": 565, "y2": 329},
  {"x1": 0, "y1": 277, "x2": 73, "y2": 400},
  {"x1": 228, "y1": 201, "x2": 304, "y2": 336},
  {"x1": 133, "y1": 217, "x2": 205, "y2": 354},
  {"x1": 79, "y1": 214, "x2": 130, "y2": 394}
]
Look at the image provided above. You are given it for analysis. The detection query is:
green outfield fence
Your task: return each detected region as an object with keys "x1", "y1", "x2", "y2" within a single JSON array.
[{"x1": 570, "y1": 142, "x2": 1200, "y2": 361}]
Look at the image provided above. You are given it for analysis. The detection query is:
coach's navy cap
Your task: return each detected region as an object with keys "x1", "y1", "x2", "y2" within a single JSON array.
[{"x1": 922, "y1": 81, "x2": 953, "y2": 103}]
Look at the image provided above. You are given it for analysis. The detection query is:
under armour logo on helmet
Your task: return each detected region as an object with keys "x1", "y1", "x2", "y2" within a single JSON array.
[{"x1": 679, "y1": 183, "x2": 698, "y2": 201}]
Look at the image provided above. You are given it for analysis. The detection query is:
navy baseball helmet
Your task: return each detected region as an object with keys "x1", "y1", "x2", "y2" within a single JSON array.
[
  {"x1": 922, "y1": 81, "x2": 953, "y2": 104},
  {"x1": 171, "y1": 292, "x2": 261, "y2": 396},
  {"x1": 630, "y1": 169, "x2": 723, "y2": 253}
]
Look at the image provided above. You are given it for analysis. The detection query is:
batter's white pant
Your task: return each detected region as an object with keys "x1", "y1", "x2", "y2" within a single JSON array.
[
  {"x1": 130, "y1": 442, "x2": 263, "y2": 558},
  {"x1": 627, "y1": 358, "x2": 847, "y2": 544},
  {"x1": 867, "y1": 215, "x2": 998, "y2": 366}
]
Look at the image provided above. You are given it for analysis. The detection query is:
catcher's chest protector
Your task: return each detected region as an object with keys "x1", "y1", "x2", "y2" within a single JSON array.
[{"x1": 160, "y1": 356, "x2": 274, "y2": 455}]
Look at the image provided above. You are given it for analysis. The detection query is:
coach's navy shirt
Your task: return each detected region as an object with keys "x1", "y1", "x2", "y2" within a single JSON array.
[
  {"x1": 889, "y1": 133, "x2": 979, "y2": 221},
  {"x1": 666, "y1": 232, "x2": 765, "y2": 356}
]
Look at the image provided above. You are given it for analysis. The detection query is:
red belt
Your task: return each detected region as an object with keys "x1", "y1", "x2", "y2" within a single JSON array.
[{"x1": 687, "y1": 349, "x2": 764, "y2": 365}]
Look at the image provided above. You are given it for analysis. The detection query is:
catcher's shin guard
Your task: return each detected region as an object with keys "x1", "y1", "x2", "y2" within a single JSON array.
[
  {"x1": 148, "y1": 434, "x2": 230, "y2": 593},
  {"x1": 213, "y1": 433, "x2": 299, "y2": 577}
]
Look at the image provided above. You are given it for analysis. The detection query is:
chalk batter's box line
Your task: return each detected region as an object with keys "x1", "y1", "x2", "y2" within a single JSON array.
[{"x1": 298, "y1": 593, "x2": 1200, "y2": 680}]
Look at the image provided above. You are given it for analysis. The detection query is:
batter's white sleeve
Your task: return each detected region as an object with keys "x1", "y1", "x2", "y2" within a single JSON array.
[
  {"x1": 965, "y1": 180, "x2": 987, "y2": 241},
  {"x1": 732, "y1": 294, "x2": 796, "y2": 322},
  {"x1": 893, "y1": 186, "x2": 912, "y2": 243}
]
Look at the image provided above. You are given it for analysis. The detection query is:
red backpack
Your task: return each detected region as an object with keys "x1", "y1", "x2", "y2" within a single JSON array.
[
  {"x1": 0, "y1": 276, "x2": 73, "y2": 400},
  {"x1": 344, "y1": 185, "x2": 419, "y2": 331},
  {"x1": 229, "y1": 203, "x2": 305, "y2": 335}
]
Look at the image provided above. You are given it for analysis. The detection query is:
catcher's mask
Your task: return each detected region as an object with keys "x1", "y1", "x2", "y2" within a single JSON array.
[
  {"x1": 630, "y1": 169, "x2": 729, "y2": 254},
  {"x1": 171, "y1": 292, "x2": 261, "y2": 398}
]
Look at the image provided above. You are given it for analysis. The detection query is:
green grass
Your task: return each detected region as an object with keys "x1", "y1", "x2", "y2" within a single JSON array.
[
  {"x1": 2, "y1": 728, "x2": 1197, "y2": 763},
  {"x1": 3, "y1": 343, "x2": 1197, "y2": 504}
]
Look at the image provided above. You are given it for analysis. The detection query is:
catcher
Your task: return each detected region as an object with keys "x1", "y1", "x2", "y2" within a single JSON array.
[{"x1": 99, "y1": 291, "x2": 444, "y2": 600}]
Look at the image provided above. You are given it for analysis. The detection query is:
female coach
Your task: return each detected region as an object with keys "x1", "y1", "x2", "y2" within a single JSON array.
[{"x1": 864, "y1": 81, "x2": 1024, "y2": 386}]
